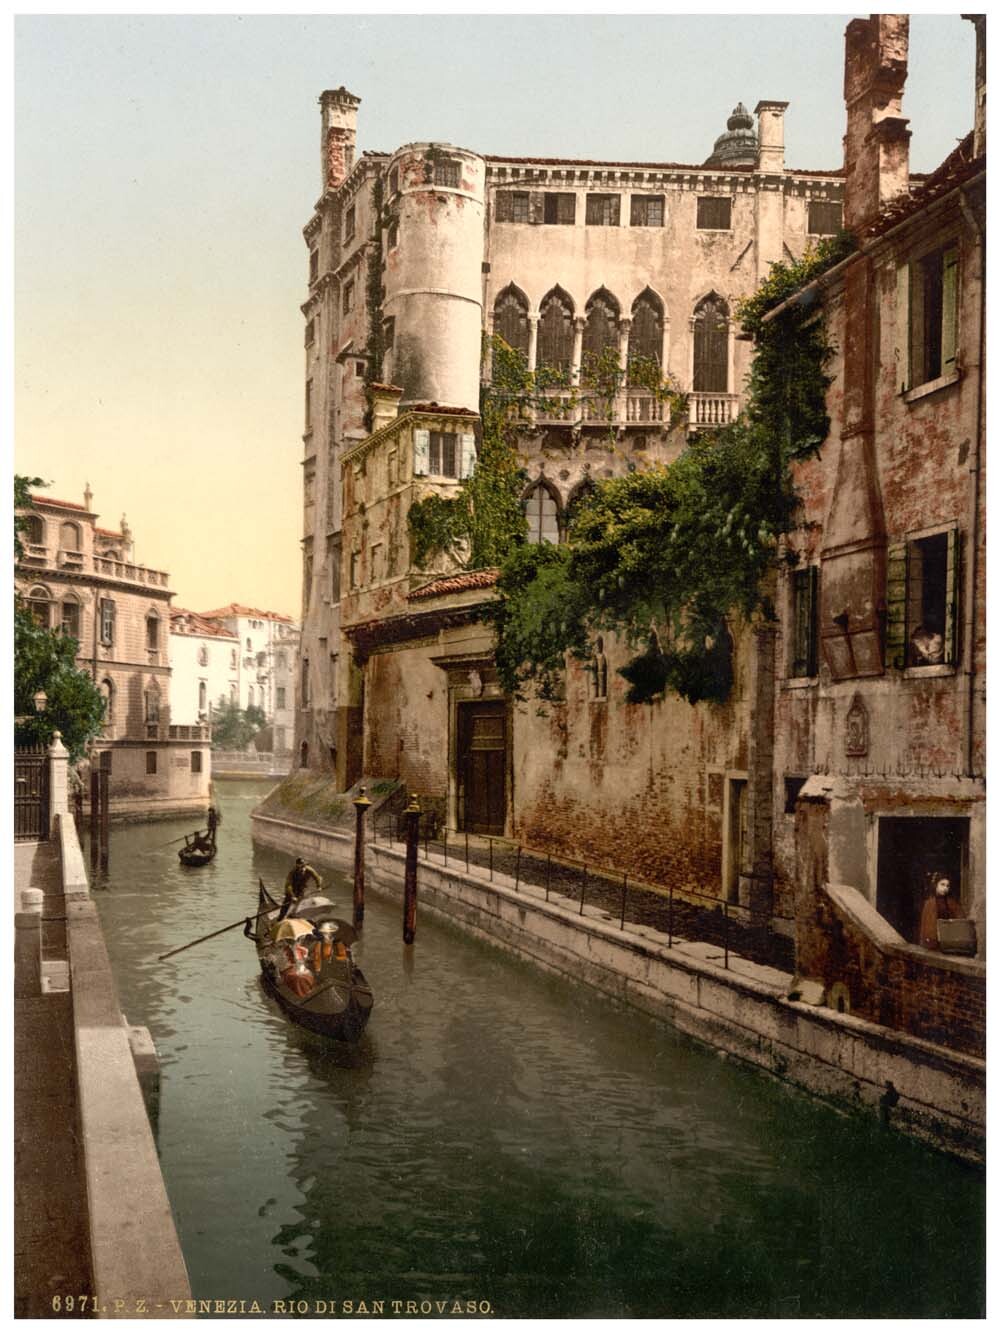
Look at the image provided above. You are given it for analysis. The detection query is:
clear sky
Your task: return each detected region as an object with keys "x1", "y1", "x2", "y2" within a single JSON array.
[{"x1": 14, "y1": 13, "x2": 977, "y2": 618}]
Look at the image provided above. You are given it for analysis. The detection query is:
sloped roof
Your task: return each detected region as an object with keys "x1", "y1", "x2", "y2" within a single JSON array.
[
  {"x1": 408, "y1": 569, "x2": 500, "y2": 601},
  {"x1": 28, "y1": 494, "x2": 89, "y2": 513},
  {"x1": 197, "y1": 602, "x2": 294, "y2": 623},
  {"x1": 863, "y1": 132, "x2": 982, "y2": 239},
  {"x1": 169, "y1": 608, "x2": 240, "y2": 639}
]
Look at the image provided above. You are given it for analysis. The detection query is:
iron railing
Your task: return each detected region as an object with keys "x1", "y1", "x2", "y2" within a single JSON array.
[
  {"x1": 371, "y1": 813, "x2": 790, "y2": 973},
  {"x1": 14, "y1": 747, "x2": 50, "y2": 842}
]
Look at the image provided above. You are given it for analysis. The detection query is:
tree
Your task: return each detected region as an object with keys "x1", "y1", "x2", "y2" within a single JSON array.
[
  {"x1": 211, "y1": 697, "x2": 266, "y2": 750},
  {"x1": 14, "y1": 474, "x2": 106, "y2": 759}
]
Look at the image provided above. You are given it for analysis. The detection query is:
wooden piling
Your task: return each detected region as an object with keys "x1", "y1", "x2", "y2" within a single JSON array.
[
  {"x1": 352, "y1": 786, "x2": 371, "y2": 929},
  {"x1": 402, "y1": 793, "x2": 421, "y2": 945}
]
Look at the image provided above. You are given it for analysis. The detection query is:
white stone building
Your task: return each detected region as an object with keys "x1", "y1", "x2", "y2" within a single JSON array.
[
  {"x1": 196, "y1": 604, "x2": 299, "y2": 742},
  {"x1": 168, "y1": 609, "x2": 241, "y2": 725}
]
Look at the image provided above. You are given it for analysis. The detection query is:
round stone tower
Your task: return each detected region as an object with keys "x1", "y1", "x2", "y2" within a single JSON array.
[
  {"x1": 704, "y1": 103, "x2": 759, "y2": 168},
  {"x1": 382, "y1": 143, "x2": 486, "y2": 414}
]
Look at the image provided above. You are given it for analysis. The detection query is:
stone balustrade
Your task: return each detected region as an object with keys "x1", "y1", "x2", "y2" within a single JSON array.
[{"x1": 688, "y1": 391, "x2": 740, "y2": 428}]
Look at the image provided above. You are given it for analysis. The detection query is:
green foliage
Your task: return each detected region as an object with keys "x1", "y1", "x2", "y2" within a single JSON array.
[
  {"x1": 487, "y1": 235, "x2": 853, "y2": 705},
  {"x1": 363, "y1": 173, "x2": 386, "y2": 424},
  {"x1": 14, "y1": 473, "x2": 45, "y2": 560},
  {"x1": 14, "y1": 603, "x2": 106, "y2": 759},
  {"x1": 211, "y1": 697, "x2": 267, "y2": 750}
]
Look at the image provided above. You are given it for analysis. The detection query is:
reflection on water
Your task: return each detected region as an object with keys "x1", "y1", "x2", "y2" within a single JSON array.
[{"x1": 93, "y1": 780, "x2": 985, "y2": 1318}]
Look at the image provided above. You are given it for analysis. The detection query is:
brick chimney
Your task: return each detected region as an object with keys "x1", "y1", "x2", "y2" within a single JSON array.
[
  {"x1": 963, "y1": 14, "x2": 986, "y2": 157},
  {"x1": 754, "y1": 101, "x2": 789, "y2": 173},
  {"x1": 842, "y1": 15, "x2": 911, "y2": 232},
  {"x1": 369, "y1": 383, "x2": 403, "y2": 433},
  {"x1": 320, "y1": 87, "x2": 361, "y2": 191}
]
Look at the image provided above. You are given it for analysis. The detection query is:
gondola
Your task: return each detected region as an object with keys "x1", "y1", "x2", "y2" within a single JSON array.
[
  {"x1": 178, "y1": 828, "x2": 216, "y2": 867},
  {"x1": 245, "y1": 879, "x2": 373, "y2": 1042}
]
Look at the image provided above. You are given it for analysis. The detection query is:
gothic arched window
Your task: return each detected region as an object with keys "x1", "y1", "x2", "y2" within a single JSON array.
[
  {"x1": 524, "y1": 481, "x2": 561, "y2": 545},
  {"x1": 536, "y1": 288, "x2": 574, "y2": 375},
  {"x1": 693, "y1": 293, "x2": 730, "y2": 392},
  {"x1": 566, "y1": 478, "x2": 597, "y2": 535},
  {"x1": 493, "y1": 285, "x2": 530, "y2": 359},
  {"x1": 582, "y1": 289, "x2": 620, "y2": 367},
  {"x1": 629, "y1": 289, "x2": 664, "y2": 372}
]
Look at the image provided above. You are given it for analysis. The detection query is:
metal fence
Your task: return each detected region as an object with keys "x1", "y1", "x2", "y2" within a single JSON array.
[
  {"x1": 372, "y1": 813, "x2": 793, "y2": 973},
  {"x1": 14, "y1": 747, "x2": 50, "y2": 842}
]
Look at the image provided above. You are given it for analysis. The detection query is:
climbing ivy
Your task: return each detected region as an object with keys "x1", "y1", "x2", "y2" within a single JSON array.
[
  {"x1": 363, "y1": 173, "x2": 386, "y2": 427},
  {"x1": 486, "y1": 232, "x2": 854, "y2": 705}
]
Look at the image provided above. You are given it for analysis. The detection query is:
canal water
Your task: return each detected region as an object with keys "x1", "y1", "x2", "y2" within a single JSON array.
[{"x1": 93, "y1": 780, "x2": 985, "y2": 1319}]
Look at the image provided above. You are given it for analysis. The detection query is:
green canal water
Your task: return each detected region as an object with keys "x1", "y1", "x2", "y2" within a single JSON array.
[{"x1": 92, "y1": 779, "x2": 985, "y2": 1319}]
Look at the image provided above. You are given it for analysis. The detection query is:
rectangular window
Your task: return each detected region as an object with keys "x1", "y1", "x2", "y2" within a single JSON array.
[
  {"x1": 146, "y1": 616, "x2": 159, "y2": 651},
  {"x1": 585, "y1": 193, "x2": 620, "y2": 226},
  {"x1": 304, "y1": 379, "x2": 312, "y2": 430},
  {"x1": 428, "y1": 431, "x2": 458, "y2": 477},
  {"x1": 495, "y1": 190, "x2": 530, "y2": 223},
  {"x1": 543, "y1": 193, "x2": 576, "y2": 225},
  {"x1": 908, "y1": 244, "x2": 959, "y2": 388},
  {"x1": 789, "y1": 566, "x2": 819, "y2": 678},
  {"x1": 697, "y1": 196, "x2": 733, "y2": 230},
  {"x1": 630, "y1": 194, "x2": 664, "y2": 227},
  {"x1": 276, "y1": 687, "x2": 286, "y2": 710},
  {"x1": 99, "y1": 750, "x2": 112, "y2": 773},
  {"x1": 191, "y1": 750, "x2": 203, "y2": 774},
  {"x1": 886, "y1": 527, "x2": 959, "y2": 669},
  {"x1": 328, "y1": 535, "x2": 341, "y2": 602},
  {"x1": 146, "y1": 751, "x2": 157, "y2": 775},
  {"x1": 808, "y1": 200, "x2": 843, "y2": 235},
  {"x1": 354, "y1": 359, "x2": 365, "y2": 377},
  {"x1": 434, "y1": 159, "x2": 461, "y2": 188},
  {"x1": 343, "y1": 280, "x2": 355, "y2": 315},
  {"x1": 344, "y1": 203, "x2": 356, "y2": 241},
  {"x1": 387, "y1": 220, "x2": 399, "y2": 250},
  {"x1": 61, "y1": 600, "x2": 80, "y2": 639},
  {"x1": 388, "y1": 166, "x2": 399, "y2": 197},
  {"x1": 387, "y1": 449, "x2": 398, "y2": 487},
  {"x1": 350, "y1": 552, "x2": 361, "y2": 589},
  {"x1": 301, "y1": 658, "x2": 310, "y2": 706},
  {"x1": 305, "y1": 318, "x2": 315, "y2": 346},
  {"x1": 309, "y1": 248, "x2": 319, "y2": 283},
  {"x1": 99, "y1": 598, "x2": 115, "y2": 646},
  {"x1": 371, "y1": 543, "x2": 383, "y2": 582}
]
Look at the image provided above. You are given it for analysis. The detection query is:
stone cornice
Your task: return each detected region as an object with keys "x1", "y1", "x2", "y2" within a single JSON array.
[
  {"x1": 342, "y1": 600, "x2": 490, "y2": 661},
  {"x1": 340, "y1": 408, "x2": 481, "y2": 468},
  {"x1": 15, "y1": 563, "x2": 173, "y2": 600}
]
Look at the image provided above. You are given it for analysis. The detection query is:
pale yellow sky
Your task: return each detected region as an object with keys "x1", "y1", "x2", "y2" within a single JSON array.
[{"x1": 14, "y1": 14, "x2": 976, "y2": 616}]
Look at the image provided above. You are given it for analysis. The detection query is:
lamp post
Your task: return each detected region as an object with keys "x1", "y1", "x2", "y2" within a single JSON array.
[
  {"x1": 33, "y1": 689, "x2": 47, "y2": 715},
  {"x1": 352, "y1": 786, "x2": 371, "y2": 928}
]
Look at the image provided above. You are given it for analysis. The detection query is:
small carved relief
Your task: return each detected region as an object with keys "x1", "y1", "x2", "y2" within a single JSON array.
[{"x1": 844, "y1": 693, "x2": 869, "y2": 757}]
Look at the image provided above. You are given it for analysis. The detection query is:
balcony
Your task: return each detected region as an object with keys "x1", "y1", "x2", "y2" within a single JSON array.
[
  {"x1": 688, "y1": 392, "x2": 740, "y2": 430},
  {"x1": 93, "y1": 556, "x2": 170, "y2": 588},
  {"x1": 625, "y1": 391, "x2": 668, "y2": 425},
  {"x1": 169, "y1": 724, "x2": 210, "y2": 741}
]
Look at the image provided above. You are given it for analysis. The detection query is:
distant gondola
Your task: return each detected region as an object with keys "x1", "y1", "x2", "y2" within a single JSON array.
[
  {"x1": 245, "y1": 879, "x2": 373, "y2": 1042},
  {"x1": 178, "y1": 828, "x2": 216, "y2": 867}
]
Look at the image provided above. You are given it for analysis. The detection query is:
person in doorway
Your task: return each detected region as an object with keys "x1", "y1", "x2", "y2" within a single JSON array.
[
  {"x1": 278, "y1": 857, "x2": 323, "y2": 920},
  {"x1": 918, "y1": 872, "x2": 963, "y2": 949}
]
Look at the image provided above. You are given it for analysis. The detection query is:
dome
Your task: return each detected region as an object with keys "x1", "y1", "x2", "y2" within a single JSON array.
[{"x1": 704, "y1": 102, "x2": 758, "y2": 168}]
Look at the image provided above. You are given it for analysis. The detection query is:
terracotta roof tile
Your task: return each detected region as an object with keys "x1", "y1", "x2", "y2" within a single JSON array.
[
  {"x1": 408, "y1": 569, "x2": 499, "y2": 601},
  {"x1": 28, "y1": 495, "x2": 88, "y2": 512},
  {"x1": 169, "y1": 608, "x2": 240, "y2": 639},
  {"x1": 406, "y1": 403, "x2": 478, "y2": 417},
  {"x1": 863, "y1": 133, "x2": 982, "y2": 239},
  {"x1": 196, "y1": 602, "x2": 294, "y2": 623}
]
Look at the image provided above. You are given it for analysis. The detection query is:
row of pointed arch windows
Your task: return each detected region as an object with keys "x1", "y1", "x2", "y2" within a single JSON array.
[{"x1": 493, "y1": 285, "x2": 731, "y2": 391}]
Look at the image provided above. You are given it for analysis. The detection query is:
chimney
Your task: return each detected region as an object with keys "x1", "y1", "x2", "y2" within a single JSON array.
[
  {"x1": 963, "y1": 14, "x2": 986, "y2": 157},
  {"x1": 320, "y1": 87, "x2": 361, "y2": 191},
  {"x1": 842, "y1": 15, "x2": 910, "y2": 232},
  {"x1": 754, "y1": 101, "x2": 789, "y2": 173},
  {"x1": 369, "y1": 383, "x2": 403, "y2": 434}
]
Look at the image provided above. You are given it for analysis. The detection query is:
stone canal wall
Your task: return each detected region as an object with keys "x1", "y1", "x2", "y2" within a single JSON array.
[{"x1": 250, "y1": 810, "x2": 985, "y2": 1164}]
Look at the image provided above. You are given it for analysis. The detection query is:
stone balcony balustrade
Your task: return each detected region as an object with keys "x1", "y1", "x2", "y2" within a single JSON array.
[{"x1": 688, "y1": 391, "x2": 740, "y2": 429}]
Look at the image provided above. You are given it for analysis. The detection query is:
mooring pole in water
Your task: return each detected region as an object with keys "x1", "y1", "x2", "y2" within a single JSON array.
[
  {"x1": 402, "y1": 792, "x2": 421, "y2": 945},
  {"x1": 89, "y1": 769, "x2": 100, "y2": 871},
  {"x1": 352, "y1": 786, "x2": 371, "y2": 929},
  {"x1": 99, "y1": 768, "x2": 110, "y2": 872}
]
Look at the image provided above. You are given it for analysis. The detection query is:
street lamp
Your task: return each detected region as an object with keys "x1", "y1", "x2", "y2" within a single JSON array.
[{"x1": 33, "y1": 689, "x2": 47, "y2": 713}]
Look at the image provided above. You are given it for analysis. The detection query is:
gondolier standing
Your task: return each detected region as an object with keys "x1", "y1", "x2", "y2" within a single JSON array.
[{"x1": 278, "y1": 857, "x2": 323, "y2": 921}]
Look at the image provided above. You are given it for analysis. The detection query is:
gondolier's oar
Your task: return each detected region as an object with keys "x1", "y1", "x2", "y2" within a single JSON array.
[
  {"x1": 158, "y1": 906, "x2": 275, "y2": 961},
  {"x1": 150, "y1": 832, "x2": 196, "y2": 850}
]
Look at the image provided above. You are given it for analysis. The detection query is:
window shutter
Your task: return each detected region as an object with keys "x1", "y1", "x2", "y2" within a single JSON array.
[
  {"x1": 895, "y1": 262, "x2": 910, "y2": 393},
  {"x1": 944, "y1": 526, "x2": 960, "y2": 665},
  {"x1": 941, "y1": 246, "x2": 959, "y2": 374},
  {"x1": 459, "y1": 433, "x2": 477, "y2": 479},
  {"x1": 413, "y1": 428, "x2": 430, "y2": 477},
  {"x1": 529, "y1": 193, "x2": 545, "y2": 225},
  {"x1": 806, "y1": 565, "x2": 819, "y2": 677},
  {"x1": 885, "y1": 541, "x2": 909, "y2": 669}
]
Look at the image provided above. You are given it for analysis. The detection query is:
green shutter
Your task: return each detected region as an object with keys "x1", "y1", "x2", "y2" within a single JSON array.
[
  {"x1": 941, "y1": 246, "x2": 959, "y2": 374},
  {"x1": 413, "y1": 428, "x2": 430, "y2": 477},
  {"x1": 896, "y1": 262, "x2": 910, "y2": 393},
  {"x1": 459, "y1": 433, "x2": 477, "y2": 480},
  {"x1": 885, "y1": 541, "x2": 909, "y2": 669},
  {"x1": 944, "y1": 526, "x2": 960, "y2": 664}
]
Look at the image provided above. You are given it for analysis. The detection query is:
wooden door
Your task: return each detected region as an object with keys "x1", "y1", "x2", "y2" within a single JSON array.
[{"x1": 458, "y1": 701, "x2": 507, "y2": 835}]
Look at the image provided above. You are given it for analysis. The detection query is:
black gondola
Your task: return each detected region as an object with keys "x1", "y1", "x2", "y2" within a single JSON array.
[
  {"x1": 178, "y1": 827, "x2": 216, "y2": 867},
  {"x1": 245, "y1": 879, "x2": 373, "y2": 1042}
]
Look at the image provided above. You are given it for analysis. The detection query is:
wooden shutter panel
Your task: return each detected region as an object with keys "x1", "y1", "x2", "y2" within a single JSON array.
[
  {"x1": 895, "y1": 262, "x2": 910, "y2": 393},
  {"x1": 885, "y1": 541, "x2": 909, "y2": 669},
  {"x1": 413, "y1": 429, "x2": 430, "y2": 477},
  {"x1": 944, "y1": 526, "x2": 959, "y2": 665},
  {"x1": 529, "y1": 193, "x2": 545, "y2": 225},
  {"x1": 941, "y1": 246, "x2": 959, "y2": 374},
  {"x1": 459, "y1": 433, "x2": 477, "y2": 480}
]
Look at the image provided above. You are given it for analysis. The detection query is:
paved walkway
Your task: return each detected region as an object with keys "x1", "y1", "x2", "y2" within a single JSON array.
[
  {"x1": 14, "y1": 840, "x2": 94, "y2": 1318},
  {"x1": 370, "y1": 821, "x2": 795, "y2": 990}
]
